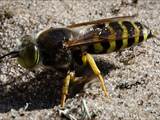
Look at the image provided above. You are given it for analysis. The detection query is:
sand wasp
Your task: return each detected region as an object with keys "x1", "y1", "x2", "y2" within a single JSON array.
[{"x1": 0, "y1": 15, "x2": 157, "y2": 107}]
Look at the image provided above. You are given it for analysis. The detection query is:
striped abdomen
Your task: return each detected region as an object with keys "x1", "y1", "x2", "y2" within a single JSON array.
[{"x1": 87, "y1": 21, "x2": 153, "y2": 54}]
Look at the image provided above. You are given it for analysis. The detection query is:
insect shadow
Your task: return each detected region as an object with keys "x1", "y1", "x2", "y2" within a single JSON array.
[{"x1": 0, "y1": 59, "x2": 118, "y2": 113}]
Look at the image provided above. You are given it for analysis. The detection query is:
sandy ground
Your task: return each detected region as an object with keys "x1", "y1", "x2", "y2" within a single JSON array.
[{"x1": 0, "y1": 0, "x2": 160, "y2": 120}]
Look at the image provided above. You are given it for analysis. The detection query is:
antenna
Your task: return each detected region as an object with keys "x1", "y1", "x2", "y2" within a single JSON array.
[{"x1": 0, "y1": 51, "x2": 19, "y2": 60}]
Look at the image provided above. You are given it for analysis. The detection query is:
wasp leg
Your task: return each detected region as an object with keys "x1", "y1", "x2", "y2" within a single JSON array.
[
  {"x1": 82, "y1": 53, "x2": 108, "y2": 96},
  {"x1": 61, "y1": 71, "x2": 75, "y2": 108}
]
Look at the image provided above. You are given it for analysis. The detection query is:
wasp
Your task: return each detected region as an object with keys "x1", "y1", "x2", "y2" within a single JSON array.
[{"x1": 0, "y1": 15, "x2": 156, "y2": 107}]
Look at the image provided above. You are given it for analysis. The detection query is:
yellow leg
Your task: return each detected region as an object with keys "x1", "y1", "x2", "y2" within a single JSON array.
[
  {"x1": 82, "y1": 53, "x2": 108, "y2": 96},
  {"x1": 61, "y1": 71, "x2": 75, "y2": 108}
]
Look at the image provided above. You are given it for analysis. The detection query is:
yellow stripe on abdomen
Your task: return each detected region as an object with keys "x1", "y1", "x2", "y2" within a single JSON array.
[
  {"x1": 107, "y1": 41, "x2": 116, "y2": 53},
  {"x1": 143, "y1": 27, "x2": 148, "y2": 41},
  {"x1": 131, "y1": 22, "x2": 140, "y2": 45},
  {"x1": 118, "y1": 21, "x2": 128, "y2": 49},
  {"x1": 93, "y1": 43, "x2": 104, "y2": 53}
]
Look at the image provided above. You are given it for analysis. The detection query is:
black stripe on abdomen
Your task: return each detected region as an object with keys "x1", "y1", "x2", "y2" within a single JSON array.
[
  {"x1": 101, "y1": 41, "x2": 110, "y2": 53},
  {"x1": 87, "y1": 44, "x2": 95, "y2": 53},
  {"x1": 122, "y1": 21, "x2": 135, "y2": 47},
  {"x1": 109, "y1": 22, "x2": 123, "y2": 51}
]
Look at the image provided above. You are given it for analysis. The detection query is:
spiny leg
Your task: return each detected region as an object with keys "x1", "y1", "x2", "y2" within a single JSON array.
[
  {"x1": 61, "y1": 71, "x2": 75, "y2": 108},
  {"x1": 82, "y1": 53, "x2": 108, "y2": 96}
]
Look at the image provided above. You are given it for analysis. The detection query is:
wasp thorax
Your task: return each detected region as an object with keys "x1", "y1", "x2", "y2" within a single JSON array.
[{"x1": 17, "y1": 35, "x2": 40, "y2": 69}]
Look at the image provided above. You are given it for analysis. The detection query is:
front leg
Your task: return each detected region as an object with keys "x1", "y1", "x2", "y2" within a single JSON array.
[
  {"x1": 82, "y1": 52, "x2": 108, "y2": 96},
  {"x1": 61, "y1": 71, "x2": 75, "y2": 108}
]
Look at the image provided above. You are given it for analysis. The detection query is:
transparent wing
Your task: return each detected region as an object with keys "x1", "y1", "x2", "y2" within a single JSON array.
[
  {"x1": 67, "y1": 15, "x2": 137, "y2": 28},
  {"x1": 64, "y1": 30, "x2": 134, "y2": 48}
]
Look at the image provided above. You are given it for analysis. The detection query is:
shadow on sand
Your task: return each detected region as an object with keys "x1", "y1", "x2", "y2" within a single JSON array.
[{"x1": 0, "y1": 60, "x2": 118, "y2": 113}]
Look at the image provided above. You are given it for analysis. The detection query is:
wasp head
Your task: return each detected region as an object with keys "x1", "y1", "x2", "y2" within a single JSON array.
[
  {"x1": 0, "y1": 35, "x2": 40, "y2": 69},
  {"x1": 17, "y1": 35, "x2": 40, "y2": 69}
]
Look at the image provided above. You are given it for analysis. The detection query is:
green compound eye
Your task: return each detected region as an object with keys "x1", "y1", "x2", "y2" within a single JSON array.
[
  {"x1": 17, "y1": 35, "x2": 40, "y2": 69},
  {"x1": 17, "y1": 45, "x2": 39, "y2": 69},
  {"x1": 0, "y1": 35, "x2": 40, "y2": 69}
]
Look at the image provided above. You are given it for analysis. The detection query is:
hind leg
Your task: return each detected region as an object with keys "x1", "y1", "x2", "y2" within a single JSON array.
[{"x1": 82, "y1": 53, "x2": 108, "y2": 96}]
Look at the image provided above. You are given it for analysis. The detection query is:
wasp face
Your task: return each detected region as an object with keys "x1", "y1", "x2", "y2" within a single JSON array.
[{"x1": 17, "y1": 35, "x2": 40, "y2": 69}]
